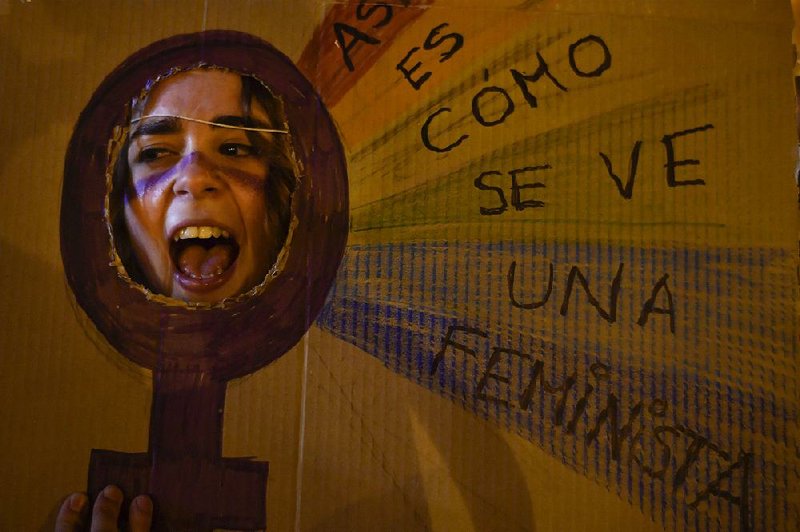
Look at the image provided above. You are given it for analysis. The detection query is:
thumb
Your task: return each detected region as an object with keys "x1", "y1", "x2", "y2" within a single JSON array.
[{"x1": 54, "y1": 493, "x2": 88, "y2": 532}]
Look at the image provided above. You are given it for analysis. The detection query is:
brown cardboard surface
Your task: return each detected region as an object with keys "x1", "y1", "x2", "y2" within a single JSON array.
[
  {"x1": 298, "y1": 327, "x2": 663, "y2": 531},
  {"x1": 0, "y1": 1, "x2": 797, "y2": 530}
]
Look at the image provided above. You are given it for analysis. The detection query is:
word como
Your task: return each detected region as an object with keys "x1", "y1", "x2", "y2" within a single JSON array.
[{"x1": 421, "y1": 34, "x2": 612, "y2": 153}]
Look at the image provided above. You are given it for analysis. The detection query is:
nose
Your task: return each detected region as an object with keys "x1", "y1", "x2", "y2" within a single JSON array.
[{"x1": 172, "y1": 152, "x2": 221, "y2": 198}]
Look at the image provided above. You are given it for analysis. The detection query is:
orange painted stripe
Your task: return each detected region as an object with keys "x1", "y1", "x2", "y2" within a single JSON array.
[{"x1": 297, "y1": 0, "x2": 434, "y2": 106}]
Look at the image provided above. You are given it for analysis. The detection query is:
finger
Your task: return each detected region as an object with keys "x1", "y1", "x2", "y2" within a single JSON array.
[
  {"x1": 128, "y1": 495, "x2": 153, "y2": 532},
  {"x1": 54, "y1": 493, "x2": 88, "y2": 532},
  {"x1": 91, "y1": 485, "x2": 124, "y2": 532}
]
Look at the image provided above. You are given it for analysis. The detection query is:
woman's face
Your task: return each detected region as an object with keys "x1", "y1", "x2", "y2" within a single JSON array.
[{"x1": 123, "y1": 70, "x2": 280, "y2": 303}]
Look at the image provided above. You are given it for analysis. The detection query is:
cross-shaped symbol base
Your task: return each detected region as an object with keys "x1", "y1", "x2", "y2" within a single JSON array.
[{"x1": 89, "y1": 449, "x2": 268, "y2": 531}]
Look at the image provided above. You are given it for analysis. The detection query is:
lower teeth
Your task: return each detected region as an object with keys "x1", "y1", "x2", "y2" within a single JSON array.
[{"x1": 187, "y1": 267, "x2": 224, "y2": 280}]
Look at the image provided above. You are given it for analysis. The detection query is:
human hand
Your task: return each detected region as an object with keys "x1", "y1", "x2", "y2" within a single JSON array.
[{"x1": 55, "y1": 485, "x2": 152, "y2": 532}]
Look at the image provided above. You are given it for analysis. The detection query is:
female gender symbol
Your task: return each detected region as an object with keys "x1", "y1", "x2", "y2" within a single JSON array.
[{"x1": 60, "y1": 31, "x2": 348, "y2": 530}]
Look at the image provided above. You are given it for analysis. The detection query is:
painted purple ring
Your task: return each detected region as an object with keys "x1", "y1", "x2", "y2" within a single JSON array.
[{"x1": 61, "y1": 31, "x2": 349, "y2": 380}]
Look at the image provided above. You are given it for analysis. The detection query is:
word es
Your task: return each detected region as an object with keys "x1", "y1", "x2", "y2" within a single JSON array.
[
  {"x1": 431, "y1": 325, "x2": 752, "y2": 530},
  {"x1": 421, "y1": 34, "x2": 612, "y2": 153},
  {"x1": 397, "y1": 23, "x2": 464, "y2": 90}
]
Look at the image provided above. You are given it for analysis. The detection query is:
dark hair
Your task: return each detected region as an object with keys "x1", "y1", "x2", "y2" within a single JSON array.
[{"x1": 108, "y1": 67, "x2": 298, "y2": 293}]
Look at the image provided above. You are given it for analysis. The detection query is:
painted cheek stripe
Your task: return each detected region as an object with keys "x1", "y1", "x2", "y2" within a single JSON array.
[{"x1": 130, "y1": 164, "x2": 180, "y2": 199}]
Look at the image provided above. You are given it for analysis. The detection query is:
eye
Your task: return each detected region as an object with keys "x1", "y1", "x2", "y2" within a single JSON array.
[
  {"x1": 135, "y1": 147, "x2": 174, "y2": 163},
  {"x1": 219, "y1": 143, "x2": 259, "y2": 157}
]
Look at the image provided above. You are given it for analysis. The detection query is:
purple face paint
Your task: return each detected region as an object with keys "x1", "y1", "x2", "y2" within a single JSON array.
[
  {"x1": 217, "y1": 165, "x2": 268, "y2": 192},
  {"x1": 129, "y1": 166, "x2": 175, "y2": 199}
]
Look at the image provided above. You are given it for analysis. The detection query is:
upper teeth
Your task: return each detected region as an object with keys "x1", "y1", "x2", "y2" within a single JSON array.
[{"x1": 173, "y1": 226, "x2": 230, "y2": 241}]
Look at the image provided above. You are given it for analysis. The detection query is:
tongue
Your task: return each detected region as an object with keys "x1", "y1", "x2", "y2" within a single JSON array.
[{"x1": 178, "y1": 243, "x2": 234, "y2": 278}]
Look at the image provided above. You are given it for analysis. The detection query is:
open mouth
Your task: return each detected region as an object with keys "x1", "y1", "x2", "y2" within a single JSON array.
[{"x1": 170, "y1": 225, "x2": 240, "y2": 282}]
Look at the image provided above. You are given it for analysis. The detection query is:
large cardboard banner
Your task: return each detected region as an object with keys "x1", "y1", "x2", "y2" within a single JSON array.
[{"x1": 0, "y1": 1, "x2": 796, "y2": 530}]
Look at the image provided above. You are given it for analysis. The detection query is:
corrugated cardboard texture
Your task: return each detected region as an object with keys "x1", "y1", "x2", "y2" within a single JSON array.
[{"x1": 1, "y1": 1, "x2": 797, "y2": 530}]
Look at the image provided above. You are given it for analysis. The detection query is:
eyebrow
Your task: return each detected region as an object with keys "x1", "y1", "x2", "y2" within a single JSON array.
[
  {"x1": 130, "y1": 114, "x2": 288, "y2": 134},
  {"x1": 212, "y1": 115, "x2": 272, "y2": 130},
  {"x1": 130, "y1": 116, "x2": 181, "y2": 139}
]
